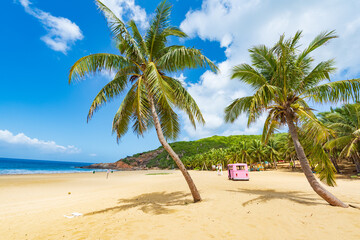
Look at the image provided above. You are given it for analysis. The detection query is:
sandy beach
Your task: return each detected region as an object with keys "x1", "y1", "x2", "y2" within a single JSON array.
[{"x1": 0, "y1": 170, "x2": 359, "y2": 240}]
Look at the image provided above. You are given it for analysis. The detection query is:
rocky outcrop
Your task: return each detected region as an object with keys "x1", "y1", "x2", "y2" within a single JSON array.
[
  {"x1": 121, "y1": 149, "x2": 164, "y2": 168},
  {"x1": 81, "y1": 148, "x2": 164, "y2": 170},
  {"x1": 80, "y1": 162, "x2": 132, "y2": 170}
]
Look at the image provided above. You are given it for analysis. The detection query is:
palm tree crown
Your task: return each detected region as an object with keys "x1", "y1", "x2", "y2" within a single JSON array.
[{"x1": 225, "y1": 30, "x2": 360, "y2": 144}]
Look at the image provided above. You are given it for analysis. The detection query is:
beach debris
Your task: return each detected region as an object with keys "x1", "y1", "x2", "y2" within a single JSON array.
[{"x1": 64, "y1": 212, "x2": 83, "y2": 218}]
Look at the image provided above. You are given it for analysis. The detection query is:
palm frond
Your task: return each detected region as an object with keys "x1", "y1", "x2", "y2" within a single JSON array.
[
  {"x1": 156, "y1": 102, "x2": 180, "y2": 140},
  {"x1": 88, "y1": 72, "x2": 129, "y2": 120},
  {"x1": 132, "y1": 77, "x2": 152, "y2": 136},
  {"x1": 146, "y1": 0, "x2": 172, "y2": 60},
  {"x1": 262, "y1": 109, "x2": 281, "y2": 143},
  {"x1": 289, "y1": 30, "x2": 302, "y2": 50},
  {"x1": 225, "y1": 83, "x2": 278, "y2": 126},
  {"x1": 297, "y1": 59, "x2": 336, "y2": 92},
  {"x1": 145, "y1": 62, "x2": 174, "y2": 102},
  {"x1": 69, "y1": 53, "x2": 129, "y2": 83},
  {"x1": 96, "y1": 1, "x2": 144, "y2": 62},
  {"x1": 231, "y1": 64, "x2": 267, "y2": 88},
  {"x1": 297, "y1": 107, "x2": 333, "y2": 144},
  {"x1": 309, "y1": 143, "x2": 337, "y2": 186},
  {"x1": 162, "y1": 26, "x2": 187, "y2": 38},
  {"x1": 163, "y1": 76, "x2": 205, "y2": 127},
  {"x1": 297, "y1": 30, "x2": 337, "y2": 64},
  {"x1": 248, "y1": 45, "x2": 277, "y2": 79},
  {"x1": 339, "y1": 137, "x2": 359, "y2": 158},
  {"x1": 128, "y1": 20, "x2": 148, "y2": 57},
  {"x1": 157, "y1": 46, "x2": 218, "y2": 72},
  {"x1": 324, "y1": 135, "x2": 353, "y2": 151},
  {"x1": 112, "y1": 84, "x2": 137, "y2": 141},
  {"x1": 304, "y1": 78, "x2": 360, "y2": 103},
  {"x1": 145, "y1": 63, "x2": 180, "y2": 140},
  {"x1": 224, "y1": 96, "x2": 254, "y2": 123}
]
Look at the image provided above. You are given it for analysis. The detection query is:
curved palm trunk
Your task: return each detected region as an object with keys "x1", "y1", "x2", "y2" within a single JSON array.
[
  {"x1": 352, "y1": 155, "x2": 360, "y2": 173},
  {"x1": 274, "y1": 158, "x2": 278, "y2": 169},
  {"x1": 286, "y1": 117, "x2": 348, "y2": 208},
  {"x1": 149, "y1": 98, "x2": 202, "y2": 202},
  {"x1": 330, "y1": 155, "x2": 340, "y2": 174}
]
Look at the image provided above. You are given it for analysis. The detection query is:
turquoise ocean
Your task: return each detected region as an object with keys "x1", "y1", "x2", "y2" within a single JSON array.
[{"x1": 0, "y1": 157, "x2": 99, "y2": 175}]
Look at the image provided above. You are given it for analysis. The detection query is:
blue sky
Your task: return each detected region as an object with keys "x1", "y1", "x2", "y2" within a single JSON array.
[{"x1": 1, "y1": 0, "x2": 360, "y2": 163}]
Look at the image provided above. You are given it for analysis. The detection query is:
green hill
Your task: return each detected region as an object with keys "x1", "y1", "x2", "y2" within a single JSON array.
[{"x1": 120, "y1": 134, "x2": 272, "y2": 168}]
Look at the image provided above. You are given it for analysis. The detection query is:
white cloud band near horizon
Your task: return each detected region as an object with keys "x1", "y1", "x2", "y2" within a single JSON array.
[
  {"x1": 18, "y1": 0, "x2": 83, "y2": 54},
  {"x1": 179, "y1": 0, "x2": 360, "y2": 139},
  {"x1": 0, "y1": 129, "x2": 80, "y2": 154}
]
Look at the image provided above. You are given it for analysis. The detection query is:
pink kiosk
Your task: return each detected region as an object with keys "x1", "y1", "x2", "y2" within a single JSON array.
[{"x1": 228, "y1": 163, "x2": 249, "y2": 181}]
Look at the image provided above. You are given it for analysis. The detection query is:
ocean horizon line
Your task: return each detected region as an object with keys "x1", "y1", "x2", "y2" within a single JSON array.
[
  {"x1": 0, "y1": 156, "x2": 94, "y2": 164},
  {"x1": 0, "y1": 157, "x2": 106, "y2": 175}
]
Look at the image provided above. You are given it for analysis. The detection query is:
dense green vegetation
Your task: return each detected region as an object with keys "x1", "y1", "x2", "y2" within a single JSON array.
[
  {"x1": 121, "y1": 133, "x2": 288, "y2": 168},
  {"x1": 147, "y1": 135, "x2": 261, "y2": 168}
]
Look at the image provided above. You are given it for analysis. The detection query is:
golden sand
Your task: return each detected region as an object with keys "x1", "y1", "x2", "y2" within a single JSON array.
[{"x1": 0, "y1": 170, "x2": 359, "y2": 240}]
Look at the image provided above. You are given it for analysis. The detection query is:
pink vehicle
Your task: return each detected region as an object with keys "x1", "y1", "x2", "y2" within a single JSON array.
[{"x1": 228, "y1": 163, "x2": 249, "y2": 181}]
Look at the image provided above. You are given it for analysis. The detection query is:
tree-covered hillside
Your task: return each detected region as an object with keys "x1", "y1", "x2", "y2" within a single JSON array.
[{"x1": 120, "y1": 134, "x2": 285, "y2": 168}]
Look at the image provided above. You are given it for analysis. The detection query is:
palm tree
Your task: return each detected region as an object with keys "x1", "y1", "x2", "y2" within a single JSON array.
[
  {"x1": 249, "y1": 139, "x2": 266, "y2": 168},
  {"x1": 266, "y1": 139, "x2": 279, "y2": 169},
  {"x1": 238, "y1": 141, "x2": 251, "y2": 164},
  {"x1": 320, "y1": 103, "x2": 360, "y2": 173},
  {"x1": 278, "y1": 135, "x2": 297, "y2": 168},
  {"x1": 225, "y1": 30, "x2": 360, "y2": 207},
  {"x1": 226, "y1": 146, "x2": 242, "y2": 164},
  {"x1": 68, "y1": 0, "x2": 218, "y2": 202}
]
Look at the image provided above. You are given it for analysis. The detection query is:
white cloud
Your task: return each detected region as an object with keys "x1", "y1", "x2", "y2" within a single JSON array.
[
  {"x1": 101, "y1": 0, "x2": 149, "y2": 29},
  {"x1": 180, "y1": 0, "x2": 360, "y2": 138},
  {"x1": 89, "y1": 153, "x2": 97, "y2": 157},
  {"x1": 0, "y1": 130, "x2": 81, "y2": 154},
  {"x1": 99, "y1": 69, "x2": 117, "y2": 81},
  {"x1": 18, "y1": 0, "x2": 83, "y2": 54},
  {"x1": 172, "y1": 73, "x2": 187, "y2": 86}
]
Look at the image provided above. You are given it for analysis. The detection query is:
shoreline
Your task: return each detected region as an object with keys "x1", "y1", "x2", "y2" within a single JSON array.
[
  {"x1": 0, "y1": 169, "x2": 107, "y2": 176},
  {"x1": 1, "y1": 167, "x2": 358, "y2": 178}
]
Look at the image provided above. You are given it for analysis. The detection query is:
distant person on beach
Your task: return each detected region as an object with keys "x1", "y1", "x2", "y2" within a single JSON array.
[
  {"x1": 106, "y1": 169, "x2": 110, "y2": 179},
  {"x1": 216, "y1": 164, "x2": 222, "y2": 176},
  {"x1": 290, "y1": 161, "x2": 295, "y2": 171}
]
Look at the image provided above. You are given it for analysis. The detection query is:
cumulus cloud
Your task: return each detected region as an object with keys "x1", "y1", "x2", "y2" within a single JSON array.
[
  {"x1": 99, "y1": 69, "x2": 117, "y2": 82},
  {"x1": 179, "y1": 0, "x2": 360, "y2": 139},
  {"x1": 18, "y1": 0, "x2": 83, "y2": 54},
  {"x1": 101, "y1": 0, "x2": 148, "y2": 29},
  {"x1": 0, "y1": 130, "x2": 81, "y2": 154},
  {"x1": 172, "y1": 73, "x2": 187, "y2": 86}
]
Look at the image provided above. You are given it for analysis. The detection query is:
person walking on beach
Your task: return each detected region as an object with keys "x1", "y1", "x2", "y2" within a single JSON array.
[
  {"x1": 217, "y1": 164, "x2": 223, "y2": 176},
  {"x1": 106, "y1": 169, "x2": 110, "y2": 179}
]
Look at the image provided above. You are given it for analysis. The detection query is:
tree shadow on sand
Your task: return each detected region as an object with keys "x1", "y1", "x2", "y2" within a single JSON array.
[
  {"x1": 85, "y1": 191, "x2": 191, "y2": 216},
  {"x1": 227, "y1": 189, "x2": 326, "y2": 207}
]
